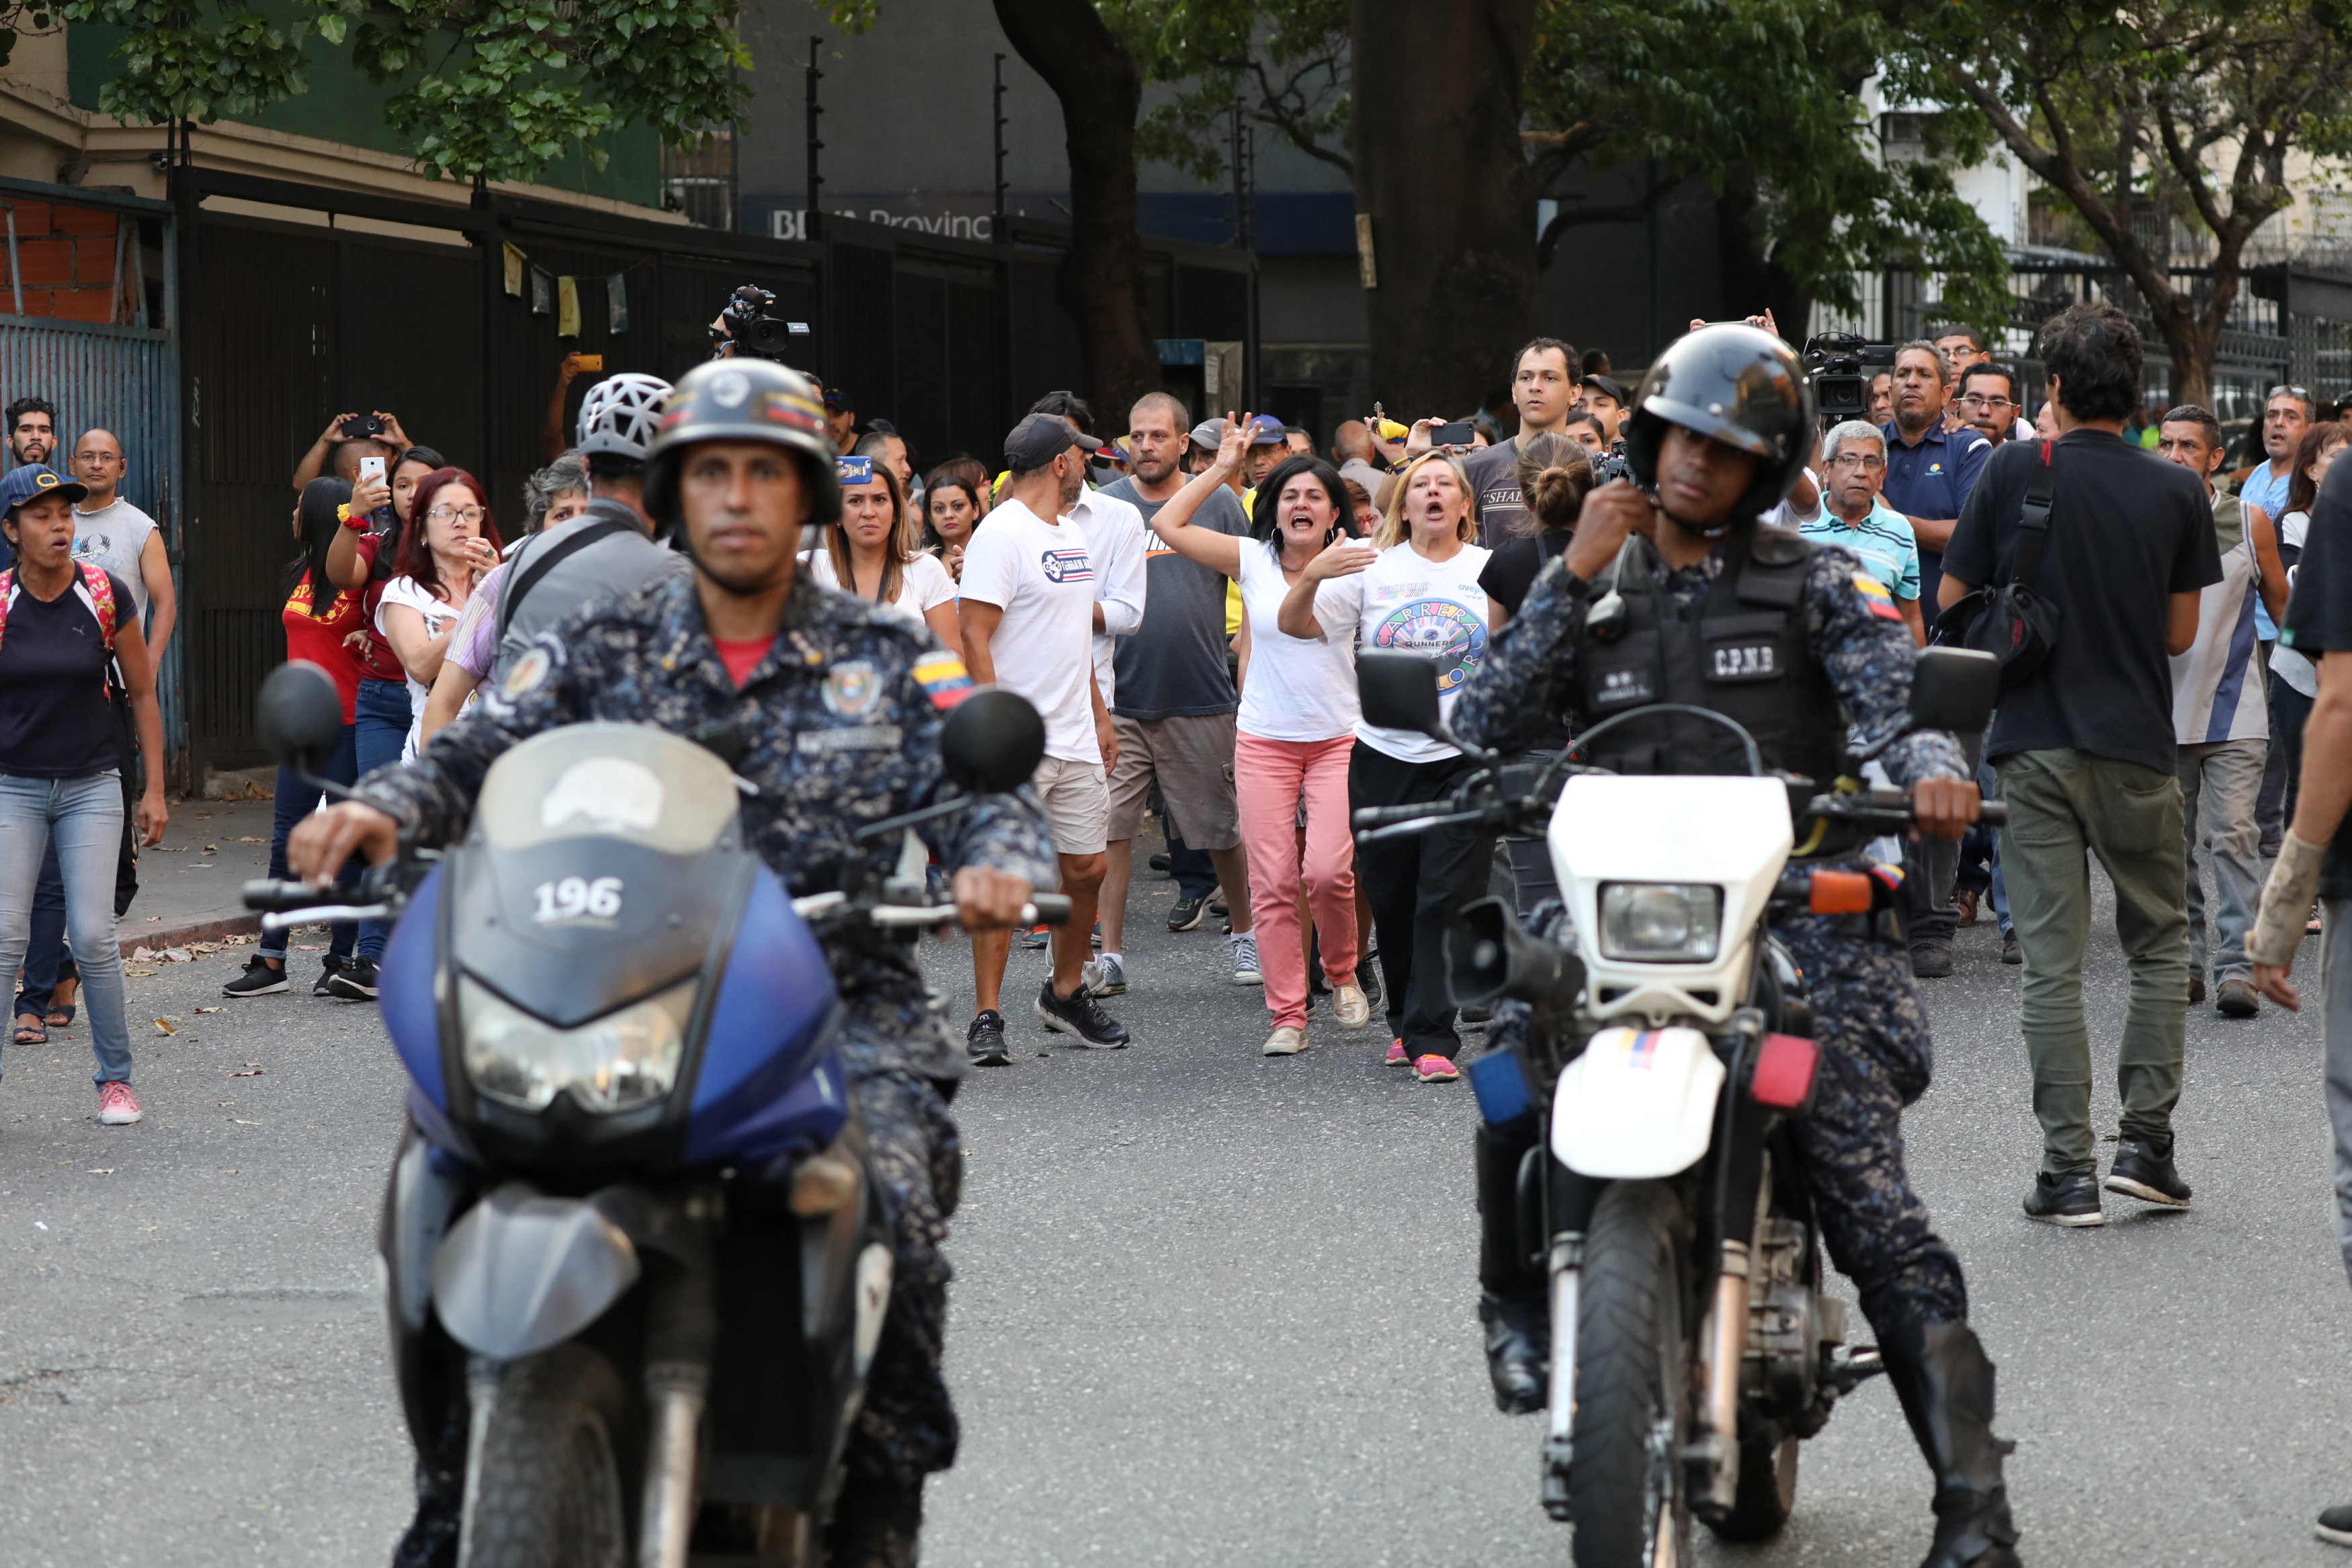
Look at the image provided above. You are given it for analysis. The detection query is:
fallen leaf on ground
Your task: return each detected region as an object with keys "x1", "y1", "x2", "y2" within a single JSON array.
[
  {"x1": 153, "y1": 1018, "x2": 177, "y2": 1035},
  {"x1": 230, "y1": 1067, "x2": 263, "y2": 1077},
  {"x1": 130, "y1": 946, "x2": 155, "y2": 961},
  {"x1": 237, "y1": 836, "x2": 262, "y2": 843},
  {"x1": 231, "y1": 1119, "x2": 260, "y2": 1125},
  {"x1": 202, "y1": 844, "x2": 217, "y2": 853},
  {"x1": 86, "y1": 1168, "x2": 112, "y2": 1175},
  {"x1": 123, "y1": 967, "x2": 155, "y2": 978},
  {"x1": 194, "y1": 1006, "x2": 220, "y2": 1014}
]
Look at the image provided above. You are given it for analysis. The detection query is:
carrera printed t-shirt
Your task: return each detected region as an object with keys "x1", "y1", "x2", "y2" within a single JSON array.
[{"x1": 1312, "y1": 539, "x2": 1493, "y2": 763}]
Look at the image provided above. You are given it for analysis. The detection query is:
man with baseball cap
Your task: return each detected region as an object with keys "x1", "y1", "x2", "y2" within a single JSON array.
[
  {"x1": 823, "y1": 384, "x2": 857, "y2": 454},
  {"x1": 960, "y1": 412, "x2": 1130, "y2": 1061}
]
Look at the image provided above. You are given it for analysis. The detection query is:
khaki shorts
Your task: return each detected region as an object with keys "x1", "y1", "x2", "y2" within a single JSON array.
[
  {"x1": 1032, "y1": 754, "x2": 1111, "y2": 857},
  {"x1": 1106, "y1": 712, "x2": 1241, "y2": 851}
]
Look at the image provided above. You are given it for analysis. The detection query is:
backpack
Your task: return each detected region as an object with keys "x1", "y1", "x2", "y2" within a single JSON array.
[
  {"x1": 1931, "y1": 439, "x2": 2061, "y2": 691},
  {"x1": 0, "y1": 562, "x2": 118, "y2": 657}
]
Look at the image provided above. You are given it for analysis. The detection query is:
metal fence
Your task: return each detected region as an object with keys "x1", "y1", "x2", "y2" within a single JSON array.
[{"x1": 0, "y1": 179, "x2": 185, "y2": 782}]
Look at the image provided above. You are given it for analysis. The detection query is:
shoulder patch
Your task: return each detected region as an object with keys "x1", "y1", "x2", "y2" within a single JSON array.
[
  {"x1": 1852, "y1": 572, "x2": 1904, "y2": 621},
  {"x1": 502, "y1": 645, "x2": 553, "y2": 697}
]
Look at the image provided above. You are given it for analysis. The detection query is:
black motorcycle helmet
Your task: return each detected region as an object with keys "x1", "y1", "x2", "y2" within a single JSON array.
[
  {"x1": 641, "y1": 358, "x2": 843, "y2": 535},
  {"x1": 1623, "y1": 323, "x2": 1814, "y2": 529}
]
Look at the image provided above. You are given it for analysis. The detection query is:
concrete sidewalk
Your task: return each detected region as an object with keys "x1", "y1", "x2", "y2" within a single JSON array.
[{"x1": 116, "y1": 797, "x2": 278, "y2": 957}]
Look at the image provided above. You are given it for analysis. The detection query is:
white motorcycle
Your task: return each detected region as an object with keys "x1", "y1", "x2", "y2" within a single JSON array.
[{"x1": 1352, "y1": 646, "x2": 2001, "y2": 1567}]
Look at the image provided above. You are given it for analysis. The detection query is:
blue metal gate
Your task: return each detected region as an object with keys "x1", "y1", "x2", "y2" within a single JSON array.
[{"x1": 0, "y1": 179, "x2": 182, "y2": 781}]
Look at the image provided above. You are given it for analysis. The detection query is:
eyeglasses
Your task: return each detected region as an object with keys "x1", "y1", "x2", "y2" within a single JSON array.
[
  {"x1": 1826, "y1": 453, "x2": 1887, "y2": 471},
  {"x1": 1958, "y1": 394, "x2": 2015, "y2": 411},
  {"x1": 426, "y1": 505, "x2": 485, "y2": 524}
]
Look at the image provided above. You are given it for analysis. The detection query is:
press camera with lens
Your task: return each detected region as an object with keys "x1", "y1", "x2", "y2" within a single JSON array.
[
  {"x1": 710, "y1": 283, "x2": 806, "y2": 361},
  {"x1": 1801, "y1": 333, "x2": 1897, "y2": 421}
]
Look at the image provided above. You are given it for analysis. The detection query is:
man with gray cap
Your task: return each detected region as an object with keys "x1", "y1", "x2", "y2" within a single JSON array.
[{"x1": 960, "y1": 411, "x2": 1129, "y2": 1061}]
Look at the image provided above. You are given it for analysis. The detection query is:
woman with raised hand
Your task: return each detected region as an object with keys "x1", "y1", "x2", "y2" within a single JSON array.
[
  {"x1": 1278, "y1": 448, "x2": 1499, "y2": 1083},
  {"x1": 1148, "y1": 415, "x2": 1372, "y2": 1056}
]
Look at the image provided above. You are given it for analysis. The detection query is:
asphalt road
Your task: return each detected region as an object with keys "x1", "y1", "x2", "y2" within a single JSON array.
[{"x1": 2, "y1": 862, "x2": 2349, "y2": 1567}]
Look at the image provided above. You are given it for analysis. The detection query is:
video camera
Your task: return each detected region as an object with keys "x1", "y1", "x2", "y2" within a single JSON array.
[
  {"x1": 1801, "y1": 333, "x2": 1897, "y2": 421},
  {"x1": 1595, "y1": 437, "x2": 1634, "y2": 486},
  {"x1": 710, "y1": 284, "x2": 807, "y2": 362}
]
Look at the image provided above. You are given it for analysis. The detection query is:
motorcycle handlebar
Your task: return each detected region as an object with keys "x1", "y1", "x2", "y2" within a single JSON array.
[{"x1": 243, "y1": 878, "x2": 335, "y2": 913}]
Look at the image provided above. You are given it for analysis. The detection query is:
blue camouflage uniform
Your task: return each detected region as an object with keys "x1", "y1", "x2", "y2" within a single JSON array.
[
  {"x1": 1452, "y1": 535, "x2": 1972, "y2": 1338},
  {"x1": 353, "y1": 569, "x2": 1057, "y2": 1489}
]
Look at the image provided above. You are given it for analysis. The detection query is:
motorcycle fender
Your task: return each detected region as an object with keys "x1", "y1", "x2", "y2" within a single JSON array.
[
  {"x1": 430, "y1": 1182, "x2": 642, "y2": 1360},
  {"x1": 1551, "y1": 1027, "x2": 1725, "y2": 1179}
]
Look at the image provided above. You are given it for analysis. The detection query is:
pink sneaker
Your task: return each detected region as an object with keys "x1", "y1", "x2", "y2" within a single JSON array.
[
  {"x1": 97, "y1": 1080, "x2": 141, "y2": 1125},
  {"x1": 1384, "y1": 1038, "x2": 1409, "y2": 1065},
  {"x1": 1413, "y1": 1054, "x2": 1460, "y2": 1083}
]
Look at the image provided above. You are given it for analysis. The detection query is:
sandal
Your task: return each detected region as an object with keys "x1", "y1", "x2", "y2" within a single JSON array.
[
  {"x1": 13, "y1": 1014, "x2": 46, "y2": 1045},
  {"x1": 45, "y1": 1004, "x2": 73, "y2": 1029}
]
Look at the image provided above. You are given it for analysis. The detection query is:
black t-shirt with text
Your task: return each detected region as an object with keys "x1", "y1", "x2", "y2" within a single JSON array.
[
  {"x1": 2279, "y1": 458, "x2": 2352, "y2": 896},
  {"x1": 0, "y1": 568, "x2": 132, "y2": 778},
  {"x1": 1943, "y1": 429, "x2": 2220, "y2": 775},
  {"x1": 1464, "y1": 438, "x2": 1528, "y2": 548}
]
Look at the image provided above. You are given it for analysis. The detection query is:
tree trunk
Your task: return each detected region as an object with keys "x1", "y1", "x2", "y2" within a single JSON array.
[
  {"x1": 994, "y1": 0, "x2": 1163, "y2": 431},
  {"x1": 1350, "y1": 0, "x2": 1541, "y2": 415},
  {"x1": 1715, "y1": 169, "x2": 1812, "y2": 349}
]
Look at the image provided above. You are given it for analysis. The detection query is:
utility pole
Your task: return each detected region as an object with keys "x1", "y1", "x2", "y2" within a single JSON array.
[
  {"x1": 1228, "y1": 104, "x2": 1254, "y2": 251},
  {"x1": 993, "y1": 52, "x2": 1008, "y2": 243},
  {"x1": 805, "y1": 36, "x2": 825, "y2": 242}
]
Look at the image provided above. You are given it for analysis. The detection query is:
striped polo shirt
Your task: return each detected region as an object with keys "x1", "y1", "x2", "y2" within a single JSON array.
[{"x1": 1797, "y1": 498, "x2": 1922, "y2": 603}]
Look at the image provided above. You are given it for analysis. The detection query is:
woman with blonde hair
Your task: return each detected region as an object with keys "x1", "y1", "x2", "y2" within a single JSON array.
[
  {"x1": 1278, "y1": 447, "x2": 1499, "y2": 1082},
  {"x1": 804, "y1": 460, "x2": 960, "y2": 647}
]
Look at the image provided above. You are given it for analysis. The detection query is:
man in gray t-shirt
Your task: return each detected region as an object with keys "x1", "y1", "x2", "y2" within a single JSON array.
[{"x1": 1091, "y1": 393, "x2": 1258, "y2": 992}]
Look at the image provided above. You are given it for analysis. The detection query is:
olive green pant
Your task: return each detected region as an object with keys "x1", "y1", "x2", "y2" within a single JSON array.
[{"x1": 1993, "y1": 748, "x2": 2191, "y2": 1176}]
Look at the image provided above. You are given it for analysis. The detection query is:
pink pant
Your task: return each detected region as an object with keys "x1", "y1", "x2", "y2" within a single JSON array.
[{"x1": 1234, "y1": 732, "x2": 1359, "y2": 1029}]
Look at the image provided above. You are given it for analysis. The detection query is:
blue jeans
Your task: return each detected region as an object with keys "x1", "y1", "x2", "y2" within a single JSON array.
[
  {"x1": 0, "y1": 772, "x2": 134, "y2": 1084},
  {"x1": 2177, "y1": 738, "x2": 2266, "y2": 985},
  {"x1": 259, "y1": 724, "x2": 359, "y2": 965},
  {"x1": 1978, "y1": 758, "x2": 2013, "y2": 939},
  {"x1": 13, "y1": 840, "x2": 71, "y2": 1020},
  {"x1": 353, "y1": 679, "x2": 411, "y2": 961}
]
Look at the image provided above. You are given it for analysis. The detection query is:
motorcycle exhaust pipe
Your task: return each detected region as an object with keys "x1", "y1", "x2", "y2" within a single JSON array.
[
  {"x1": 1541, "y1": 1235, "x2": 1581, "y2": 1522},
  {"x1": 1696, "y1": 1242, "x2": 1750, "y2": 1514},
  {"x1": 638, "y1": 1360, "x2": 710, "y2": 1568}
]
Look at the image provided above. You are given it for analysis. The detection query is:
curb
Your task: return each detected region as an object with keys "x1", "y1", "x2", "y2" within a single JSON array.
[{"x1": 120, "y1": 912, "x2": 262, "y2": 961}]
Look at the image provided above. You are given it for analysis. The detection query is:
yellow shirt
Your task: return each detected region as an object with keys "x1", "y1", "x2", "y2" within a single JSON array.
[{"x1": 1225, "y1": 486, "x2": 1255, "y2": 635}]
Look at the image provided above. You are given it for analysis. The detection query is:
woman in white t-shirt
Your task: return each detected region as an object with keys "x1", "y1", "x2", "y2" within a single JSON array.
[
  {"x1": 1279, "y1": 449, "x2": 1498, "y2": 1082},
  {"x1": 378, "y1": 469, "x2": 499, "y2": 761},
  {"x1": 804, "y1": 463, "x2": 960, "y2": 646},
  {"x1": 1147, "y1": 419, "x2": 1372, "y2": 1055}
]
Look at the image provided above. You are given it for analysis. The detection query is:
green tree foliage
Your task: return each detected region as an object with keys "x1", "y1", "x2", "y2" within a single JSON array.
[
  {"x1": 1525, "y1": 0, "x2": 2012, "y2": 335},
  {"x1": 1115, "y1": 0, "x2": 1352, "y2": 179},
  {"x1": 48, "y1": 0, "x2": 837, "y2": 184},
  {"x1": 1877, "y1": 0, "x2": 2352, "y2": 404}
]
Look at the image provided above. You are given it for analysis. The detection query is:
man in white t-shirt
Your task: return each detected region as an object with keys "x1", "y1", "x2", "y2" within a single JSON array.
[
  {"x1": 959, "y1": 413, "x2": 1128, "y2": 1059},
  {"x1": 70, "y1": 429, "x2": 175, "y2": 663}
]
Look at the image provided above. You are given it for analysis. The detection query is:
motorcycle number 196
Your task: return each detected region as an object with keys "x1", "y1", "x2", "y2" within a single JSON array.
[{"x1": 534, "y1": 875, "x2": 624, "y2": 922}]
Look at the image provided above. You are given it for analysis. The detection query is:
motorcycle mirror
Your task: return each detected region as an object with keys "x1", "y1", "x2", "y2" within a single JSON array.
[
  {"x1": 256, "y1": 661, "x2": 346, "y2": 775},
  {"x1": 1357, "y1": 652, "x2": 1447, "y2": 741},
  {"x1": 1908, "y1": 647, "x2": 2000, "y2": 735},
  {"x1": 939, "y1": 689, "x2": 1046, "y2": 793}
]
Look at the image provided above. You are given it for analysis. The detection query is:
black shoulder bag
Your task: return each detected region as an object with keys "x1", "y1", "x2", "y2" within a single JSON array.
[
  {"x1": 495, "y1": 515, "x2": 636, "y2": 644},
  {"x1": 1931, "y1": 438, "x2": 2061, "y2": 690}
]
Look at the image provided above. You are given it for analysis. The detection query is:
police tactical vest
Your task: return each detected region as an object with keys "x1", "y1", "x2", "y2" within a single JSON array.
[{"x1": 1575, "y1": 525, "x2": 1849, "y2": 789}]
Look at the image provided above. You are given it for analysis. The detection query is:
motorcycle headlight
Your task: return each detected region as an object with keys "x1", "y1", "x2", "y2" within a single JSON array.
[
  {"x1": 1597, "y1": 882, "x2": 1723, "y2": 962},
  {"x1": 460, "y1": 976, "x2": 694, "y2": 1114}
]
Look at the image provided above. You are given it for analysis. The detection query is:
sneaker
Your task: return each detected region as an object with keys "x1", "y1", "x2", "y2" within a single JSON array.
[
  {"x1": 1385, "y1": 1038, "x2": 1409, "y2": 1066},
  {"x1": 2316, "y1": 1503, "x2": 2352, "y2": 1547},
  {"x1": 1035, "y1": 981, "x2": 1130, "y2": 1048},
  {"x1": 2105, "y1": 1137, "x2": 2192, "y2": 1208},
  {"x1": 1083, "y1": 954, "x2": 1128, "y2": 996},
  {"x1": 2189, "y1": 975, "x2": 2207, "y2": 1005},
  {"x1": 2216, "y1": 978, "x2": 2260, "y2": 1018},
  {"x1": 326, "y1": 957, "x2": 381, "y2": 1000},
  {"x1": 2021, "y1": 1170, "x2": 2104, "y2": 1227},
  {"x1": 966, "y1": 1010, "x2": 1011, "y2": 1067},
  {"x1": 1910, "y1": 942, "x2": 1954, "y2": 979},
  {"x1": 1230, "y1": 931, "x2": 1262, "y2": 986},
  {"x1": 1262, "y1": 1025, "x2": 1309, "y2": 1056},
  {"x1": 1414, "y1": 1053, "x2": 1460, "y2": 1083},
  {"x1": 96, "y1": 1080, "x2": 142, "y2": 1125},
  {"x1": 221, "y1": 955, "x2": 289, "y2": 998},
  {"x1": 1458, "y1": 1002, "x2": 1493, "y2": 1025},
  {"x1": 2001, "y1": 933, "x2": 2021, "y2": 965},
  {"x1": 1332, "y1": 984, "x2": 1372, "y2": 1030},
  {"x1": 313, "y1": 953, "x2": 347, "y2": 998},
  {"x1": 1168, "y1": 896, "x2": 1209, "y2": 932},
  {"x1": 1148, "y1": 852, "x2": 1171, "y2": 873},
  {"x1": 1017, "y1": 923, "x2": 1050, "y2": 950}
]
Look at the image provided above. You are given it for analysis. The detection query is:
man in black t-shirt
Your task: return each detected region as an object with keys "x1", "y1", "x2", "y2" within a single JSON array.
[
  {"x1": 1940, "y1": 300, "x2": 2221, "y2": 1229},
  {"x1": 2249, "y1": 455, "x2": 2352, "y2": 1548}
]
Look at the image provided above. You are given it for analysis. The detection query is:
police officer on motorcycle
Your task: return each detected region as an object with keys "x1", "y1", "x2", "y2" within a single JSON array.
[
  {"x1": 1450, "y1": 323, "x2": 2019, "y2": 1568},
  {"x1": 290, "y1": 357, "x2": 1056, "y2": 1568}
]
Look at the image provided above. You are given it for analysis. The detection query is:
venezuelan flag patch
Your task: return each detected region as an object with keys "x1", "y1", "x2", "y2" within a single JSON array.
[
  {"x1": 1853, "y1": 572, "x2": 1904, "y2": 623},
  {"x1": 913, "y1": 652, "x2": 975, "y2": 710}
]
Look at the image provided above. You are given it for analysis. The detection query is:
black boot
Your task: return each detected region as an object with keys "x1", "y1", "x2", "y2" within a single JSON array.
[
  {"x1": 1476, "y1": 1120, "x2": 1546, "y2": 1414},
  {"x1": 1880, "y1": 1318, "x2": 2023, "y2": 1568},
  {"x1": 389, "y1": 1493, "x2": 458, "y2": 1568},
  {"x1": 826, "y1": 1472, "x2": 925, "y2": 1568}
]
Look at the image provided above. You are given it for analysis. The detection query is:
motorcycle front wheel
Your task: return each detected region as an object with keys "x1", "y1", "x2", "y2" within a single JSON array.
[
  {"x1": 1570, "y1": 1179, "x2": 1695, "y2": 1568},
  {"x1": 459, "y1": 1343, "x2": 631, "y2": 1568}
]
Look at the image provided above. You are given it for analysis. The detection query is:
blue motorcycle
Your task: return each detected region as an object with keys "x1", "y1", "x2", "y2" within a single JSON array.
[{"x1": 245, "y1": 662, "x2": 1059, "y2": 1568}]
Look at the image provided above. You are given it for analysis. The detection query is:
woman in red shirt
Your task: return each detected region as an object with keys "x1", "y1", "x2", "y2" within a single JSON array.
[{"x1": 223, "y1": 478, "x2": 370, "y2": 999}]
